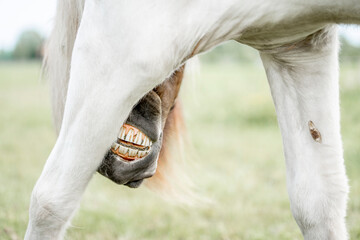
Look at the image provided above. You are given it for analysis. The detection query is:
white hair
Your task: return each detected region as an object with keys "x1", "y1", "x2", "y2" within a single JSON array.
[
  {"x1": 43, "y1": 0, "x2": 85, "y2": 134},
  {"x1": 43, "y1": 0, "x2": 199, "y2": 204}
]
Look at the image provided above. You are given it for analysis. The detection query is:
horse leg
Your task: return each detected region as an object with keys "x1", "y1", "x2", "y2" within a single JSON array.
[
  {"x1": 25, "y1": 65, "x2": 162, "y2": 239},
  {"x1": 26, "y1": 58, "x2": 163, "y2": 238},
  {"x1": 25, "y1": 7, "x2": 170, "y2": 240},
  {"x1": 260, "y1": 25, "x2": 349, "y2": 240}
]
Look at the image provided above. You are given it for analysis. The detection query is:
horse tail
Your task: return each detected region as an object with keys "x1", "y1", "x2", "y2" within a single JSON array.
[
  {"x1": 43, "y1": 0, "x2": 85, "y2": 133},
  {"x1": 145, "y1": 58, "x2": 200, "y2": 204},
  {"x1": 145, "y1": 99, "x2": 196, "y2": 204}
]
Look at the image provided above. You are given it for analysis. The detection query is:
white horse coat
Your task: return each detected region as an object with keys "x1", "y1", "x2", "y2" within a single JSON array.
[{"x1": 25, "y1": 0, "x2": 360, "y2": 239}]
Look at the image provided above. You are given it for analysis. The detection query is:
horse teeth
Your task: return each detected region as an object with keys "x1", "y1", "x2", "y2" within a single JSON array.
[
  {"x1": 119, "y1": 146, "x2": 127, "y2": 155},
  {"x1": 116, "y1": 124, "x2": 154, "y2": 153},
  {"x1": 146, "y1": 137, "x2": 152, "y2": 147},
  {"x1": 126, "y1": 129, "x2": 133, "y2": 142},
  {"x1": 119, "y1": 127, "x2": 126, "y2": 140},
  {"x1": 134, "y1": 133, "x2": 140, "y2": 145},
  {"x1": 129, "y1": 149, "x2": 137, "y2": 157},
  {"x1": 138, "y1": 151, "x2": 145, "y2": 158},
  {"x1": 124, "y1": 147, "x2": 130, "y2": 155},
  {"x1": 111, "y1": 142, "x2": 119, "y2": 151},
  {"x1": 136, "y1": 133, "x2": 143, "y2": 145},
  {"x1": 143, "y1": 137, "x2": 147, "y2": 146}
]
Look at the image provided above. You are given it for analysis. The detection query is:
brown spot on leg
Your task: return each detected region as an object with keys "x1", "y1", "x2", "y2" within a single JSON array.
[{"x1": 308, "y1": 121, "x2": 322, "y2": 143}]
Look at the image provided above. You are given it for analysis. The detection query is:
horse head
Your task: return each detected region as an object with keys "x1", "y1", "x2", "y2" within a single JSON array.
[{"x1": 98, "y1": 67, "x2": 185, "y2": 188}]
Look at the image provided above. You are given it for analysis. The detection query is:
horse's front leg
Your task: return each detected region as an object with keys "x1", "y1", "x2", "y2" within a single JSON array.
[
  {"x1": 25, "y1": 8, "x2": 169, "y2": 240},
  {"x1": 260, "y1": 25, "x2": 349, "y2": 240},
  {"x1": 26, "y1": 63, "x2": 160, "y2": 237}
]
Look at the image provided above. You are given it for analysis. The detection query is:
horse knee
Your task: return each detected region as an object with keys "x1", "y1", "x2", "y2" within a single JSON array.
[{"x1": 26, "y1": 183, "x2": 77, "y2": 239}]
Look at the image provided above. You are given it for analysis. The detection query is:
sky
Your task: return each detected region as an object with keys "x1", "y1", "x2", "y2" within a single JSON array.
[
  {"x1": 0, "y1": 0, "x2": 56, "y2": 50},
  {"x1": 0, "y1": 0, "x2": 359, "y2": 50}
]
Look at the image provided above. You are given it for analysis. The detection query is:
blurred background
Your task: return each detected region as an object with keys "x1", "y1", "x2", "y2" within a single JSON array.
[{"x1": 0, "y1": 1, "x2": 359, "y2": 239}]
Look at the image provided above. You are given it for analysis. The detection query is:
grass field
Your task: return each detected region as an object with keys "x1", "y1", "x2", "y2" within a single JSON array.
[{"x1": 0, "y1": 58, "x2": 359, "y2": 239}]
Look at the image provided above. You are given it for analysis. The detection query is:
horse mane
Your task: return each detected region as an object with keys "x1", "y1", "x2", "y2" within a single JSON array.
[{"x1": 44, "y1": 0, "x2": 196, "y2": 203}]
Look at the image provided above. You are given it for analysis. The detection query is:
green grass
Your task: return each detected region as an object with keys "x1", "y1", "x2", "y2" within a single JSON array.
[{"x1": 0, "y1": 59, "x2": 359, "y2": 240}]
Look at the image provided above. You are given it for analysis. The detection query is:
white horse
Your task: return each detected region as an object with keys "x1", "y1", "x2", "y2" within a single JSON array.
[{"x1": 25, "y1": 0, "x2": 360, "y2": 239}]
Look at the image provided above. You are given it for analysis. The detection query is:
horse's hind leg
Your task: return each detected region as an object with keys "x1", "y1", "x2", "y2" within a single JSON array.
[{"x1": 260, "y1": 25, "x2": 349, "y2": 240}]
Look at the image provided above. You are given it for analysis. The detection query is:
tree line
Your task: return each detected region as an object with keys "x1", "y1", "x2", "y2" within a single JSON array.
[
  {"x1": 0, "y1": 30, "x2": 43, "y2": 60},
  {"x1": 1, "y1": 29, "x2": 359, "y2": 63}
]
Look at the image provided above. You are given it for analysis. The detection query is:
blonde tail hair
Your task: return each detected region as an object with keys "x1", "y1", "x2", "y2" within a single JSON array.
[{"x1": 145, "y1": 101, "x2": 197, "y2": 204}]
